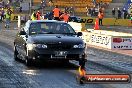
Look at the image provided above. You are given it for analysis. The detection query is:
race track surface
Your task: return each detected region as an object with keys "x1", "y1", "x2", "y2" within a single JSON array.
[{"x1": 0, "y1": 23, "x2": 132, "y2": 88}]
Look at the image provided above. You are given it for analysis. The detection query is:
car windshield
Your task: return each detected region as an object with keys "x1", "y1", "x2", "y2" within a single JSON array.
[{"x1": 29, "y1": 22, "x2": 76, "y2": 35}]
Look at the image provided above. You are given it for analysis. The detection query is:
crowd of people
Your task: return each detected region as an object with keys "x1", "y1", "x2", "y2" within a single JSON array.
[
  {"x1": 0, "y1": 7, "x2": 13, "y2": 28},
  {"x1": 31, "y1": 5, "x2": 70, "y2": 23},
  {"x1": 112, "y1": 7, "x2": 130, "y2": 19},
  {"x1": 86, "y1": 1, "x2": 108, "y2": 17},
  {"x1": 1, "y1": 0, "x2": 132, "y2": 29}
]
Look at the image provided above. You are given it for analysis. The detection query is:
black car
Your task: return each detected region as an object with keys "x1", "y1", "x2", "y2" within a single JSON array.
[{"x1": 14, "y1": 20, "x2": 86, "y2": 66}]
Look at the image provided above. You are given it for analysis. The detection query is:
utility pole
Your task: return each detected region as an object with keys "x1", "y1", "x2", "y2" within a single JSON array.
[{"x1": 29, "y1": 0, "x2": 32, "y2": 15}]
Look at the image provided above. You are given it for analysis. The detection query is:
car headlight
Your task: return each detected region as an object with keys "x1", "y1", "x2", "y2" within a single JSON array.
[
  {"x1": 73, "y1": 44, "x2": 85, "y2": 48},
  {"x1": 27, "y1": 44, "x2": 36, "y2": 50},
  {"x1": 36, "y1": 44, "x2": 47, "y2": 49}
]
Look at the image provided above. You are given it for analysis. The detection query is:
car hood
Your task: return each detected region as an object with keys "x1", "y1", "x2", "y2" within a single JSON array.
[{"x1": 28, "y1": 34, "x2": 83, "y2": 44}]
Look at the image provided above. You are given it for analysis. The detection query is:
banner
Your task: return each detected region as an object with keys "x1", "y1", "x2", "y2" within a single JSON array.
[
  {"x1": 11, "y1": 14, "x2": 25, "y2": 21},
  {"x1": 81, "y1": 17, "x2": 132, "y2": 26}
]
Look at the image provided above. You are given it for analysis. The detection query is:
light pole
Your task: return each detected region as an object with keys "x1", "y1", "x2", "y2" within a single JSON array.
[{"x1": 29, "y1": 0, "x2": 32, "y2": 15}]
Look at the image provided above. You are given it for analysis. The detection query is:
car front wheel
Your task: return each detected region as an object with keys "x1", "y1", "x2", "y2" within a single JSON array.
[
  {"x1": 25, "y1": 49, "x2": 34, "y2": 66},
  {"x1": 25, "y1": 57, "x2": 33, "y2": 66}
]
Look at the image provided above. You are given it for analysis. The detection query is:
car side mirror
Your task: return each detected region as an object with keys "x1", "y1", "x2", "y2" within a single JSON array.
[
  {"x1": 77, "y1": 32, "x2": 82, "y2": 37},
  {"x1": 19, "y1": 30, "x2": 26, "y2": 35}
]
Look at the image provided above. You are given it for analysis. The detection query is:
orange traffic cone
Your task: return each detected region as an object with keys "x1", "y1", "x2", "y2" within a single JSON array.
[{"x1": 94, "y1": 18, "x2": 100, "y2": 30}]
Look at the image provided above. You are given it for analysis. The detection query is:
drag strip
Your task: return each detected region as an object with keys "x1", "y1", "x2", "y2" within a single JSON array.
[
  {"x1": 0, "y1": 37, "x2": 109, "y2": 88},
  {"x1": 0, "y1": 29, "x2": 132, "y2": 88}
]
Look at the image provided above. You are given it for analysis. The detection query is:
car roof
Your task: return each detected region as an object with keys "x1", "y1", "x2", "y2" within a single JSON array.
[{"x1": 28, "y1": 20, "x2": 66, "y2": 24}]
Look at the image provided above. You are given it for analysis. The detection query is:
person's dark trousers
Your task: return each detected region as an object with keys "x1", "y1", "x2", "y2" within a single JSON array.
[
  {"x1": 99, "y1": 18, "x2": 103, "y2": 25},
  {"x1": 0, "y1": 15, "x2": 2, "y2": 22},
  {"x1": 1, "y1": 15, "x2": 4, "y2": 22},
  {"x1": 118, "y1": 14, "x2": 120, "y2": 19},
  {"x1": 124, "y1": 13, "x2": 127, "y2": 19},
  {"x1": 54, "y1": 17, "x2": 60, "y2": 21},
  {"x1": 112, "y1": 13, "x2": 115, "y2": 18}
]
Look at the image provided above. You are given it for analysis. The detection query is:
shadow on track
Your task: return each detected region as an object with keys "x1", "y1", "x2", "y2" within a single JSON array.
[{"x1": 17, "y1": 60, "x2": 79, "y2": 70}]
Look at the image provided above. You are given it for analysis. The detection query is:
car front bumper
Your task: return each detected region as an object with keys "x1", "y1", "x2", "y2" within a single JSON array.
[{"x1": 27, "y1": 48, "x2": 86, "y2": 61}]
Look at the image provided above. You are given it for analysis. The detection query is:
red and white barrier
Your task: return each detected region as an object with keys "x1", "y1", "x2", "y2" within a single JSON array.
[{"x1": 83, "y1": 29, "x2": 132, "y2": 49}]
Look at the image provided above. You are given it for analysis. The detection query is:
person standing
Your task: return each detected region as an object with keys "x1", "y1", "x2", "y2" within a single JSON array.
[
  {"x1": 112, "y1": 8, "x2": 115, "y2": 18},
  {"x1": 117, "y1": 8, "x2": 121, "y2": 19},
  {"x1": 123, "y1": 8, "x2": 127, "y2": 19},
  {"x1": 86, "y1": 5, "x2": 89, "y2": 16},
  {"x1": 19, "y1": 6, "x2": 22, "y2": 13},
  {"x1": 5, "y1": 10, "x2": 11, "y2": 28},
  {"x1": 7, "y1": 8, "x2": 12, "y2": 21},
  {"x1": 59, "y1": 11, "x2": 70, "y2": 23},
  {"x1": 53, "y1": 5, "x2": 60, "y2": 21},
  {"x1": 1, "y1": 8, "x2": 5, "y2": 22},
  {"x1": 36, "y1": 10, "x2": 41, "y2": 20},
  {"x1": 98, "y1": 11, "x2": 104, "y2": 26},
  {"x1": 31, "y1": 10, "x2": 37, "y2": 20}
]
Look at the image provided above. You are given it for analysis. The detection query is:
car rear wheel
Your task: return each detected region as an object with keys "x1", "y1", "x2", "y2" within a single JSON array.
[{"x1": 14, "y1": 45, "x2": 19, "y2": 61}]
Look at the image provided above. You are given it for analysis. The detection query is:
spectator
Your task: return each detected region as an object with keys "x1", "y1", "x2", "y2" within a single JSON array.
[
  {"x1": 117, "y1": 8, "x2": 121, "y2": 19},
  {"x1": 31, "y1": 10, "x2": 37, "y2": 20},
  {"x1": 52, "y1": 5, "x2": 60, "y2": 20},
  {"x1": 6, "y1": 8, "x2": 12, "y2": 21},
  {"x1": 36, "y1": 10, "x2": 41, "y2": 20},
  {"x1": 65, "y1": 7, "x2": 69, "y2": 13},
  {"x1": 86, "y1": 5, "x2": 89, "y2": 16},
  {"x1": 95, "y1": 7, "x2": 98, "y2": 16},
  {"x1": 112, "y1": 8, "x2": 115, "y2": 18},
  {"x1": 19, "y1": 6, "x2": 22, "y2": 13},
  {"x1": 59, "y1": 11, "x2": 70, "y2": 23},
  {"x1": 1, "y1": 8, "x2": 5, "y2": 22},
  {"x1": 123, "y1": 8, "x2": 127, "y2": 19},
  {"x1": 0, "y1": 11, "x2": 2, "y2": 22},
  {"x1": 98, "y1": 11, "x2": 104, "y2": 26},
  {"x1": 91, "y1": 7, "x2": 95, "y2": 16},
  {"x1": 88, "y1": 8, "x2": 91, "y2": 16},
  {"x1": 5, "y1": 10, "x2": 11, "y2": 28},
  {"x1": 69, "y1": 7, "x2": 74, "y2": 16},
  {"x1": 21, "y1": 16, "x2": 25, "y2": 25}
]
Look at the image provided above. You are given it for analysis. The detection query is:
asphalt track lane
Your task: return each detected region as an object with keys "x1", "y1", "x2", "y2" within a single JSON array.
[
  {"x1": 0, "y1": 30, "x2": 108, "y2": 88},
  {"x1": 0, "y1": 41, "x2": 109, "y2": 88},
  {"x1": 0, "y1": 27, "x2": 132, "y2": 88}
]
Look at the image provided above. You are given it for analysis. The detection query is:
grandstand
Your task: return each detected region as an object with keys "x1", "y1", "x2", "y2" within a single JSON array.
[
  {"x1": 4, "y1": 0, "x2": 128, "y2": 18},
  {"x1": 52, "y1": 0, "x2": 112, "y2": 16}
]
